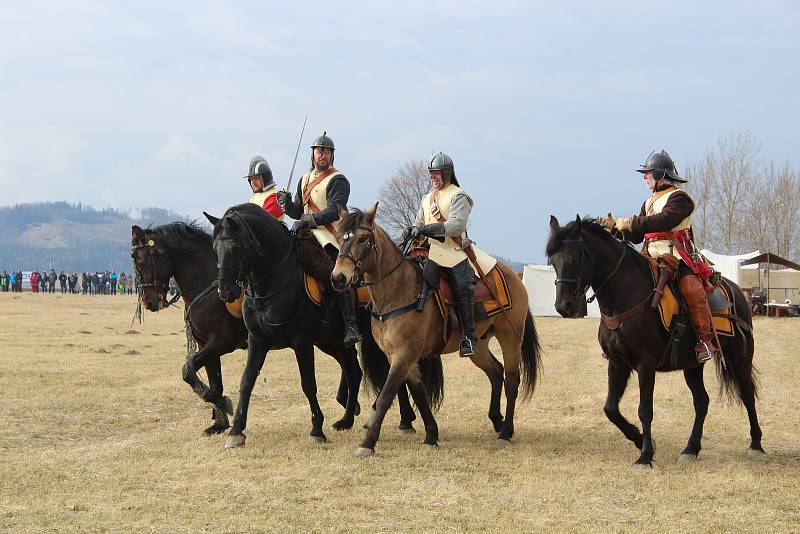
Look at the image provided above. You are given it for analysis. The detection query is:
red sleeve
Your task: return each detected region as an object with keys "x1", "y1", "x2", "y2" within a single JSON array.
[{"x1": 262, "y1": 194, "x2": 284, "y2": 219}]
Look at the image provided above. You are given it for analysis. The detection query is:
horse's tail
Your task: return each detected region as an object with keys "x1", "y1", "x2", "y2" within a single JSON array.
[
  {"x1": 713, "y1": 279, "x2": 759, "y2": 404},
  {"x1": 520, "y1": 310, "x2": 542, "y2": 401},
  {"x1": 358, "y1": 314, "x2": 445, "y2": 412},
  {"x1": 419, "y1": 355, "x2": 444, "y2": 411}
]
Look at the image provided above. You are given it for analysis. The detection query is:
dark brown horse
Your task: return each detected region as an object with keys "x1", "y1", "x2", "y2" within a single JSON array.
[
  {"x1": 546, "y1": 216, "x2": 764, "y2": 465},
  {"x1": 331, "y1": 204, "x2": 541, "y2": 457}
]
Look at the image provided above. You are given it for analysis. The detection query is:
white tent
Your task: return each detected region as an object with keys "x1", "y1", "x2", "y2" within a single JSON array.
[
  {"x1": 700, "y1": 249, "x2": 760, "y2": 285},
  {"x1": 522, "y1": 264, "x2": 600, "y2": 317}
]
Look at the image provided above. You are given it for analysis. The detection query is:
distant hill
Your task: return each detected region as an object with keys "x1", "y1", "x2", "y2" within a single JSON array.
[{"x1": 0, "y1": 202, "x2": 196, "y2": 271}]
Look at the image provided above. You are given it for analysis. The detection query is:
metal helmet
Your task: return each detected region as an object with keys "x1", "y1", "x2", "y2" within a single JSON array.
[
  {"x1": 244, "y1": 156, "x2": 275, "y2": 189},
  {"x1": 636, "y1": 150, "x2": 686, "y2": 183},
  {"x1": 428, "y1": 152, "x2": 459, "y2": 186},
  {"x1": 310, "y1": 131, "x2": 335, "y2": 151}
]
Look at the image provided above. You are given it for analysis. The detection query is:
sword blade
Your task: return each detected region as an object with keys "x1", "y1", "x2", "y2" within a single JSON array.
[{"x1": 285, "y1": 114, "x2": 308, "y2": 192}]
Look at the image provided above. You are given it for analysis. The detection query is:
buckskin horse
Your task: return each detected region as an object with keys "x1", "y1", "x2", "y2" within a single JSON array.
[
  {"x1": 131, "y1": 221, "x2": 426, "y2": 440},
  {"x1": 206, "y1": 203, "x2": 443, "y2": 448},
  {"x1": 330, "y1": 204, "x2": 541, "y2": 457},
  {"x1": 546, "y1": 216, "x2": 764, "y2": 466}
]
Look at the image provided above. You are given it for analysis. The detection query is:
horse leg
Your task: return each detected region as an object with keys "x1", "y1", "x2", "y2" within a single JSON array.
[
  {"x1": 356, "y1": 358, "x2": 413, "y2": 457},
  {"x1": 332, "y1": 345, "x2": 361, "y2": 431},
  {"x1": 405, "y1": 373, "x2": 439, "y2": 448},
  {"x1": 469, "y1": 339, "x2": 505, "y2": 433},
  {"x1": 679, "y1": 365, "x2": 709, "y2": 461},
  {"x1": 181, "y1": 341, "x2": 234, "y2": 429},
  {"x1": 203, "y1": 356, "x2": 231, "y2": 435},
  {"x1": 634, "y1": 366, "x2": 656, "y2": 466},
  {"x1": 735, "y1": 341, "x2": 764, "y2": 454},
  {"x1": 496, "y1": 337, "x2": 521, "y2": 444},
  {"x1": 603, "y1": 360, "x2": 643, "y2": 449},
  {"x1": 397, "y1": 385, "x2": 417, "y2": 433},
  {"x1": 225, "y1": 335, "x2": 270, "y2": 448},
  {"x1": 291, "y1": 344, "x2": 327, "y2": 443}
]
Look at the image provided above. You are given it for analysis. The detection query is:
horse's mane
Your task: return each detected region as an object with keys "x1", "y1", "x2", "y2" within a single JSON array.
[
  {"x1": 219, "y1": 203, "x2": 290, "y2": 251},
  {"x1": 546, "y1": 216, "x2": 620, "y2": 256},
  {"x1": 149, "y1": 221, "x2": 212, "y2": 255},
  {"x1": 339, "y1": 208, "x2": 395, "y2": 248}
]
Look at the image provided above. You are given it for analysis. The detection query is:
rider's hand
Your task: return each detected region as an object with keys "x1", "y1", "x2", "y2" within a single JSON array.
[
  {"x1": 597, "y1": 212, "x2": 615, "y2": 230},
  {"x1": 401, "y1": 226, "x2": 416, "y2": 242},
  {"x1": 290, "y1": 219, "x2": 306, "y2": 233},
  {"x1": 276, "y1": 190, "x2": 291, "y2": 208}
]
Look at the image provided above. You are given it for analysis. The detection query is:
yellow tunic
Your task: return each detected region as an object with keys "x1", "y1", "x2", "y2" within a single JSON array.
[
  {"x1": 300, "y1": 170, "x2": 343, "y2": 250},
  {"x1": 644, "y1": 187, "x2": 692, "y2": 258},
  {"x1": 248, "y1": 185, "x2": 284, "y2": 222}
]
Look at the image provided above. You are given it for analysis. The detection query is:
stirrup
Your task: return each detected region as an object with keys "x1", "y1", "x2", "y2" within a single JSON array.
[
  {"x1": 696, "y1": 341, "x2": 715, "y2": 364},
  {"x1": 459, "y1": 336, "x2": 476, "y2": 358}
]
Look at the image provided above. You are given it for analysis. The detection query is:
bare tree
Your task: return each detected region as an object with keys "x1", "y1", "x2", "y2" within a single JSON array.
[
  {"x1": 377, "y1": 158, "x2": 430, "y2": 238},
  {"x1": 683, "y1": 153, "x2": 716, "y2": 250},
  {"x1": 768, "y1": 164, "x2": 800, "y2": 259}
]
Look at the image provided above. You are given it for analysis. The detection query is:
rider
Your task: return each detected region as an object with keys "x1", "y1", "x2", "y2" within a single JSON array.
[
  {"x1": 602, "y1": 150, "x2": 718, "y2": 363},
  {"x1": 245, "y1": 156, "x2": 284, "y2": 221},
  {"x1": 276, "y1": 132, "x2": 361, "y2": 347},
  {"x1": 406, "y1": 152, "x2": 487, "y2": 358}
]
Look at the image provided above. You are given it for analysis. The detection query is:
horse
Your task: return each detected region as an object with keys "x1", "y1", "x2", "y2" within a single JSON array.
[
  {"x1": 546, "y1": 215, "x2": 764, "y2": 466},
  {"x1": 330, "y1": 204, "x2": 542, "y2": 457},
  {"x1": 205, "y1": 203, "x2": 443, "y2": 448},
  {"x1": 131, "y1": 221, "x2": 420, "y2": 438}
]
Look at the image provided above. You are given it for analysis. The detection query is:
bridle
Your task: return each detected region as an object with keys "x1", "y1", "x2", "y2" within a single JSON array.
[
  {"x1": 554, "y1": 236, "x2": 629, "y2": 304},
  {"x1": 337, "y1": 224, "x2": 404, "y2": 289},
  {"x1": 131, "y1": 238, "x2": 172, "y2": 307}
]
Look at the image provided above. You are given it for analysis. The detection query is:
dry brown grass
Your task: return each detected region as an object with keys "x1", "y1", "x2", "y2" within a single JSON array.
[{"x1": 1, "y1": 293, "x2": 798, "y2": 533}]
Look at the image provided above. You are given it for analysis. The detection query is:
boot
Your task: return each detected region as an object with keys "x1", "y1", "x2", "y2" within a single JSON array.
[
  {"x1": 336, "y1": 289, "x2": 362, "y2": 348},
  {"x1": 448, "y1": 261, "x2": 477, "y2": 358},
  {"x1": 680, "y1": 274, "x2": 718, "y2": 364}
]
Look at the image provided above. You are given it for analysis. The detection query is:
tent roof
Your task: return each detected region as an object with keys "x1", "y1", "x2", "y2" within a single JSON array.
[{"x1": 739, "y1": 252, "x2": 800, "y2": 271}]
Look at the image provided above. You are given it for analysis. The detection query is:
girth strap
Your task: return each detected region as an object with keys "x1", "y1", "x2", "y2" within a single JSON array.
[{"x1": 368, "y1": 299, "x2": 423, "y2": 323}]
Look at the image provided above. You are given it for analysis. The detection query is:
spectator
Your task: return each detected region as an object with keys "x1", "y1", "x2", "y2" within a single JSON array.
[
  {"x1": 110, "y1": 271, "x2": 117, "y2": 295},
  {"x1": 39, "y1": 270, "x2": 47, "y2": 293},
  {"x1": 48, "y1": 269, "x2": 57, "y2": 294},
  {"x1": 169, "y1": 276, "x2": 177, "y2": 296},
  {"x1": 1, "y1": 271, "x2": 8, "y2": 292},
  {"x1": 30, "y1": 270, "x2": 40, "y2": 294},
  {"x1": 59, "y1": 271, "x2": 67, "y2": 294},
  {"x1": 118, "y1": 272, "x2": 127, "y2": 295},
  {"x1": 16, "y1": 270, "x2": 23, "y2": 292},
  {"x1": 92, "y1": 272, "x2": 100, "y2": 295},
  {"x1": 127, "y1": 274, "x2": 134, "y2": 296}
]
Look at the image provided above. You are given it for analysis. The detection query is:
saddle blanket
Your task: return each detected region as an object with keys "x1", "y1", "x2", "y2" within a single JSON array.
[
  {"x1": 304, "y1": 274, "x2": 370, "y2": 307},
  {"x1": 433, "y1": 265, "x2": 513, "y2": 323},
  {"x1": 648, "y1": 262, "x2": 734, "y2": 337}
]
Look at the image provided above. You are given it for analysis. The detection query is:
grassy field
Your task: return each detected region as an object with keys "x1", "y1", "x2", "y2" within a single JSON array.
[{"x1": 1, "y1": 293, "x2": 798, "y2": 533}]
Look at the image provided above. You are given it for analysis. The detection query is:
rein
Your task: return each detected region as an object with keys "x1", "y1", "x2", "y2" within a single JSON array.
[
  {"x1": 337, "y1": 225, "x2": 405, "y2": 288},
  {"x1": 554, "y1": 237, "x2": 629, "y2": 304}
]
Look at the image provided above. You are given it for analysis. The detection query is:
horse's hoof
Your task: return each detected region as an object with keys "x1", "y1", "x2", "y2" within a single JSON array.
[
  {"x1": 221, "y1": 396, "x2": 234, "y2": 416},
  {"x1": 399, "y1": 424, "x2": 416, "y2": 434},
  {"x1": 747, "y1": 448, "x2": 766, "y2": 458},
  {"x1": 309, "y1": 434, "x2": 327, "y2": 444},
  {"x1": 496, "y1": 438, "x2": 512, "y2": 448},
  {"x1": 421, "y1": 443, "x2": 439, "y2": 451},
  {"x1": 633, "y1": 461, "x2": 653, "y2": 469},
  {"x1": 353, "y1": 447, "x2": 374, "y2": 457},
  {"x1": 678, "y1": 453, "x2": 698, "y2": 464},
  {"x1": 224, "y1": 434, "x2": 246, "y2": 448},
  {"x1": 203, "y1": 424, "x2": 229, "y2": 436},
  {"x1": 332, "y1": 419, "x2": 354, "y2": 431}
]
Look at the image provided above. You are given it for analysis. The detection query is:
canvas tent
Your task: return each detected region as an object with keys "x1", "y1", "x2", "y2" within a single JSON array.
[
  {"x1": 522, "y1": 264, "x2": 600, "y2": 317},
  {"x1": 700, "y1": 249, "x2": 760, "y2": 285}
]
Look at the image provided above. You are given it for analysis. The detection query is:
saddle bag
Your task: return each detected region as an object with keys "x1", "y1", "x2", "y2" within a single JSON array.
[{"x1": 659, "y1": 314, "x2": 691, "y2": 369}]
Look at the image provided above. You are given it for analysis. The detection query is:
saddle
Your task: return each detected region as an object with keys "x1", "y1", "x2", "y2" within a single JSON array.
[{"x1": 647, "y1": 260, "x2": 735, "y2": 337}]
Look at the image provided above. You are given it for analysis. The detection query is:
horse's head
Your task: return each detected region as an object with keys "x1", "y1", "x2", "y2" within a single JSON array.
[
  {"x1": 131, "y1": 225, "x2": 173, "y2": 311},
  {"x1": 331, "y1": 203, "x2": 379, "y2": 292},
  {"x1": 205, "y1": 211, "x2": 245, "y2": 303},
  {"x1": 546, "y1": 215, "x2": 596, "y2": 318}
]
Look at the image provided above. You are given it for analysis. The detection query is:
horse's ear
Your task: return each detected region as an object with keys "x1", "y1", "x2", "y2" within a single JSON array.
[
  {"x1": 337, "y1": 204, "x2": 349, "y2": 221},
  {"x1": 203, "y1": 211, "x2": 220, "y2": 227},
  {"x1": 575, "y1": 214, "x2": 582, "y2": 231},
  {"x1": 132, "y1": 225, "x2": 145, "y2": 243},
  {"x1": 364, "y1": 202, "x2": 379, "y2": 226},
  {"x1": 549, "y1": 215, "x2": 560, "y2": 233}
]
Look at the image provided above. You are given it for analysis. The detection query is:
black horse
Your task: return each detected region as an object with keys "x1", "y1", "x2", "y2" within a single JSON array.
[
  {"x1": 546, "y1": 216, "x2": 763, "y2": 466},
  {"x1": 131, "y1": 221, "x2": 423, "y2": 438},
  {"x1": 205, "y1": 203, "x2": 443, "y2": 448}
]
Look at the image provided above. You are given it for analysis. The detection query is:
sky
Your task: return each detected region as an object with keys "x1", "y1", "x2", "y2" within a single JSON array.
[{"x1": 1, "y1": 1, "x2": 798, "y2": 262}]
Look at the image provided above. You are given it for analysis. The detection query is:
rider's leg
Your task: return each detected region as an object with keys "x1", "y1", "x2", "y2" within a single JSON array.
[
  {"x1": 679, "y1": 265, "x2": 717, "y2": 363},
  {"x1": 445, "y1": 259, "x2": 477, "y2": 357}
]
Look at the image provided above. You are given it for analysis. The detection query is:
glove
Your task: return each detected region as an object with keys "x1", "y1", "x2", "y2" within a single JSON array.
[
  {"x1": 290, "y1": 219, "x2": 306, "y2": 233},
  {"x1": 291, "y1": 213, "x2": 317, "y2": 233},
  {"x1": 276, "y1": 190, "x2": 291, "y2": 208},
  {"x1": 614, "y1": 216, "x2": 633, "y2": 232},
  {"x1": 401, "y1": 226, "x2": 415, "y2": 242},
  {"x1": 414, "y1": 223, "x2": 445, "y2": 239},
  {"x1": 597, "y1": 212, "x2": 615, "y2": 231}
]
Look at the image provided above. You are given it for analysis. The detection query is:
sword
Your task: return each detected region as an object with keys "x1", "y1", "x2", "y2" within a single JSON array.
[{"x1": 285, "y1": 114, "x2": 308, "y2": 193}]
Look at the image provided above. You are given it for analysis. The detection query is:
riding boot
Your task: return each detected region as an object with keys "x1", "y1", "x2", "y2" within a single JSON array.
[
  {"x1": 680, "y1": 274, "x2": 718, "y2": 363},
  {"x1": 336, "y1": 289, "x2": 362, "y2": 348},
  {"x1": 448, "y1": 260, "x2": 477, "y2": 358}
]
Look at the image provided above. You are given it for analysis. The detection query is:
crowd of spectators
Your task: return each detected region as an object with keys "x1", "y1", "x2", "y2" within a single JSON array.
[{"x1": 0, "y1": 269, "x2": 138, "y2": 295}]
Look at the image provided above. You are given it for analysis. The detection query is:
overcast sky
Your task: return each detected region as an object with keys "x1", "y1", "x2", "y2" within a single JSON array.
[{"x1": 2, "y1": 1, "x2": 798, "y2": 262}]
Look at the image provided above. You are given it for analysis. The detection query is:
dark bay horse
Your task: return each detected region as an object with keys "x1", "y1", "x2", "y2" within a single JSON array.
[
  {"x1": 131, "y1": 221, "x2": 412, "y2": 438},
  {"x1": 546, "y1": 216, "x2": 763, "y2": 466},
  {"x1": 206, "y1": 203, "x2": 443, "y2": 448},
  {"x1": 331, "y1": 204, "x2": 542, "y2": 457}
]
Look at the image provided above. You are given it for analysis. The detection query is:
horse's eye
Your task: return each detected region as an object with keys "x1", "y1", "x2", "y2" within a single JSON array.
[{"x1": 357, "y1": 236, "x2": 367, "y2": 244}]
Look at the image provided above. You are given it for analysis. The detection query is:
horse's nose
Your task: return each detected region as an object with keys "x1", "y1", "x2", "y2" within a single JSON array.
[
  {"x1": 331, "y1": 272, "x2": 347, "y2": 290},
  {"x1": 555, "y1": 300, "x2": 574, "y2": 318}
]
